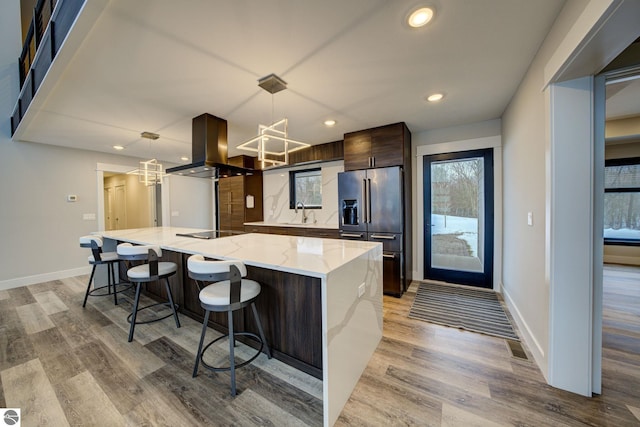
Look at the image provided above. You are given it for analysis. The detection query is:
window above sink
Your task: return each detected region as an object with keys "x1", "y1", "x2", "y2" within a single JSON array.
[{"x1": 289, "y1": 168, "x2": 322, "y2": 209}]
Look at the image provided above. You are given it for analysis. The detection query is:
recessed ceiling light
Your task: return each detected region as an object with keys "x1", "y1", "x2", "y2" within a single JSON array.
[
  {"x1": 180, "y1": 156, "x2": 189, "y2": 161},
  {"x1": 427, "y1": 93, "x2": 444, "y2": 102},
  {"x1": 113, "y1": 145, "x2": 124, "y2": 150},
  {"x1": 324, "y1": 119, "x2": 336, "y2": 127},
  {"x1": 408, "y1": 7, "x2": 434, "y2": 28}
]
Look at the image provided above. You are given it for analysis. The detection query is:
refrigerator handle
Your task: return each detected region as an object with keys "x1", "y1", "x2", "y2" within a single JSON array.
[
  {"x1": 362, "y1": 179, "x2": 368, "y2": 223},
  {"x1": 367, "y1": 178, "x2": 372, "y2": 224}
]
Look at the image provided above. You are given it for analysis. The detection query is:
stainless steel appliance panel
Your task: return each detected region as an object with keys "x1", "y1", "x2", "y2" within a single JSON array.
[
  {"x1": 367, "y1": 167, "x2": 403, "y2": 233},
  {"x1": 368, "y1": 232, "x2": 402, "y2": 252},
  {"x1": 338, "y1": 169, "x2": 367, "y2": 233}
]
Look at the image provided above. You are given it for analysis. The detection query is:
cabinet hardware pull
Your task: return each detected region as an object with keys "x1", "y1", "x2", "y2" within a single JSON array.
[
  {"x1": 341, "y1": 233, "x2": 363, "y2": 238},
  {"x1": 371, "y1": 234, "x2": 396, "y2": 240},
  {"x1": 383, "y1": 253, "x2": 396, "y2": 259}
]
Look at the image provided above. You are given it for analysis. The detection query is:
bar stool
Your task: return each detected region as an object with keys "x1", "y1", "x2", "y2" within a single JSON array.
[
  {"x1": 117, "y1": 243, "x2": 181, "y2": 342},
  {"x1": 79, "y1": 235, "x2": 129, "y2": 307},
  {"x1": 188, "y1": 254, "x2": 271, "y2": 396}
]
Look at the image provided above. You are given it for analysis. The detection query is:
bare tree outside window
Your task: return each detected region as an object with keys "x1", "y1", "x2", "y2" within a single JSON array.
[{"x1": 604, "y1": 160, "x2": 640, "y2": 241}]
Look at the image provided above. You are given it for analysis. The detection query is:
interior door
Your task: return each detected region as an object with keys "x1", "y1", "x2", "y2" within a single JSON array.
[
  {"x1": 114, "y1": 184, "x2": 127, "y2": 230},
  {"x1": 424, "y1": 149, "x2": 494, "y2": 288},
  {"x1": 104, "y1": 187, "x2": 115, "y2": 230}
]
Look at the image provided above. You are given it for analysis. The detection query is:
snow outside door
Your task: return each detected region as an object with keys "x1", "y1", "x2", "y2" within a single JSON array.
[{"x1": 423, "y1": 149, "x2": 494, "y2": 288}]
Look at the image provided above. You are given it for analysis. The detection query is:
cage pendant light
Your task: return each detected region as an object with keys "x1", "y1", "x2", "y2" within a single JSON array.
[{"x1": 236, "y1": 74, "x2": 310, "y2": 168}]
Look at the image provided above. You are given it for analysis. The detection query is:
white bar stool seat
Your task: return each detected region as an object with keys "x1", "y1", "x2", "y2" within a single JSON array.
[
  {"x1": 188, "y1": 254, "x2": 271, "y2": 396},
  {"x1": 117, "y1": 243, "x2": 181, "y2": 342},
  {"x1": 79, "y1": 235, "x2": 131, "y2": 307}
]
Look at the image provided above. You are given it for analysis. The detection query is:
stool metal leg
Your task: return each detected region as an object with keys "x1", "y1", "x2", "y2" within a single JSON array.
[
  {"x1": 128, "y1": 283, "x2": 142, "y2": 342},
  {"x1": 164, "y1": 278, "x2": 181, "y2": 328},
  {"x1": 111, "y1": 262, "x2": 118, "y2": 306},
  {"x1": 228, "y1": 310, "x2": 237, "y2": 396},
  {"x1": 82, "y1": 265, "x2": 97, "y2": 308},
  {"x1": 193, "y1": 310, "x2": 210, "y2": 378},
  {"x1": 251, "y1": 303, "x2": 271, "y2": 359}
]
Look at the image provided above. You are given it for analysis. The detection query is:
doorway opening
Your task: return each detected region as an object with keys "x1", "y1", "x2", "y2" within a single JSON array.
[
  {"x1": 423, "y1": 148, "x2": 494, "y2": 288},
  {"x1": 96, "y1": 163, "x2": 165, "y2": 232},
  {"x1": 103, "y1": 172, "x2": 161, "y2": 230}
]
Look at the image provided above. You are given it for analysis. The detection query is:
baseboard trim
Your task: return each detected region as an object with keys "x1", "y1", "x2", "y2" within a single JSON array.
[
  {"x1": 501, "y1": 284, "x2": 548, "y2": 380},
  {"x1": 0, "y1": 266, "x2": 90, "y2": 291}
]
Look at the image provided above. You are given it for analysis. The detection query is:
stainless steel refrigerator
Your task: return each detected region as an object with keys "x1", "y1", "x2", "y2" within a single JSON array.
[{"x1": 338, "y1": 166, "x2": 405, "y2": 295}]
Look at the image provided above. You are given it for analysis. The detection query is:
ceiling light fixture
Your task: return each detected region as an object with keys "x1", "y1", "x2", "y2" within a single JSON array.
[
  {"x1": 324, "y1": 119, "x2": 336, "y2": 127},
  {"x1": 113, "y1": 145, "x2": 124, "y2": 150},
  {"x1": 127, "y1": 158, "x2": 164, "y2": 186},
  {"x1": 140, "y1": 131, "x2": 160, "y2": 140},
  {"x1": 237, "y1": 73, "x2": 310, "y2": 168},
  {"x1": 407, "y1": 7, "x2": 434, "y2": 28},
  {"x1": 427, "y1": 93, "x2": 444, "y2": 102}
]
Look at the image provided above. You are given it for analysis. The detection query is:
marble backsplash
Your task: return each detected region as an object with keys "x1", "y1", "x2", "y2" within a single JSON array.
[{"x1": 262, "y1": 160, "x2": 343, "y2": 227}]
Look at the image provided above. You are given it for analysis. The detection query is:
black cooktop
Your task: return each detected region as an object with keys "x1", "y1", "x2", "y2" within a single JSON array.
[{"x1": 176, "y1": 230, "x2": 243, "y2": 240}]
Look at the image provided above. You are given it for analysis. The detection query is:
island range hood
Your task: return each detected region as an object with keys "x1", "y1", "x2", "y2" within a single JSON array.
[{"x1": 166, "y1": 113, "x2": 254, "y2": 179}]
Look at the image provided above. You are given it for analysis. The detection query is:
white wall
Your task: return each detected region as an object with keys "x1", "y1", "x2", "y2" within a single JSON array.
[
  {"x1": 501, "y1": 0, "x2": 638, "y2": 387},
  {"x1": 501, "y1": 0, "x2": 594, "y2": 380},
  {"x1": 0, "y1": 0, "x2": 211, "y2": 289},
  {"x1": 164, "y1": 175, "x2": 213, "y2": 229},
  {"x1": 261, "y1": 160, "x2": 342, "y2": 227}
]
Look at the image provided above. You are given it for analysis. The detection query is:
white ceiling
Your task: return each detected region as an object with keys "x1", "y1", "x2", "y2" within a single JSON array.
[{"x1": 15, "y1": 0, "x2": 572, "y2": 164}]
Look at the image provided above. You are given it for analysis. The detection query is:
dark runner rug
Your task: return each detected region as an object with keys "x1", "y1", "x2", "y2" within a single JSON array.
[{"x1": 409, "y1": 282, "x2": 519, "y2": 341}]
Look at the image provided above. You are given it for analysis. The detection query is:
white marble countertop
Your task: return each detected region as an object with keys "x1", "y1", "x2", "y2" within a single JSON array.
[
  {"x1": 244, "y1": 221, "x2": 339, "y2": 230},
  {"x1": 98, "y1": 227, "x2": 379, "y2": 278}
]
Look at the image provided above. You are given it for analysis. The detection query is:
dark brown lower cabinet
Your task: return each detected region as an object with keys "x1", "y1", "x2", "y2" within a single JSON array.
[
  {"x1": 383, "y1": 252, "x2": 402, "y2": 297},
  {"x1": 141, "y1": 249, "x2": 323, "y2": 379},
  {"x1": 245, "y1": 224, "x2": 340, "y2": 239}
]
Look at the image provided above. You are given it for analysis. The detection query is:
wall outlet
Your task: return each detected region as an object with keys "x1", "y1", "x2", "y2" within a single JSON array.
[
  {"x1": 171, "y1": 211, "x2": 179, "y2": 217},
  {"x1": 82, "y1": 213, "x2": 96, "y2": 220},
  {"x1": 527, "y1": 212, "x2": 533, "y2": 226},
  {"x1": 358, "y1": 282, "x2": 366, "y2": 298}
]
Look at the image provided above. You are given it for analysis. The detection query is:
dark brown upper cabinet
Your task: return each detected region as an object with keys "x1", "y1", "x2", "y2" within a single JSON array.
[{"x1": 343, "y1": 122, "x2": 411, "y2": 171}]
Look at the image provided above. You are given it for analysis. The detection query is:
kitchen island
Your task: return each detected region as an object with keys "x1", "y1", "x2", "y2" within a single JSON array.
[{"x1": 98, "y1": 226, "x2": 382, "y2": 427}]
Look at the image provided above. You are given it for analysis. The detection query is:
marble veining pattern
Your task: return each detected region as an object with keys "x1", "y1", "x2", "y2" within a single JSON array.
[
  {"x1": 323, "y1": 246, "x2": 383, "y2": 426},
  {"x1": 99, "y1": 227, "x2": 379, "y2": 278},
  {"x1": 262, "y1": 161, "x2": 342, "y2": 227}
]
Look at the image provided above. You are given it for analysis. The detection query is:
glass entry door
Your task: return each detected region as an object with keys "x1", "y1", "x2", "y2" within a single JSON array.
[{"x1": 424, "y1": 149, "x2": 494, "y2": 288}]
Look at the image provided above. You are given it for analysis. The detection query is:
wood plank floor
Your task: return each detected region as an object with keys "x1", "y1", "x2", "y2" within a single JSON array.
[
  {"x1": 1, "y1": 265, "x2": 639, "y2": 426},
  {"x1": 337, "y1": 264, "x2": 640, "y2": 426}
]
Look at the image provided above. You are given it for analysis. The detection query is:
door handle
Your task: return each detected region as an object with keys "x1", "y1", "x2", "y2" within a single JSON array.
[
  {"x1": 362, "y1": 179, "x2": 367, "y2": 223},
  {"x1": 367, "y1": 178, "x2": 372, "y2": 224}
]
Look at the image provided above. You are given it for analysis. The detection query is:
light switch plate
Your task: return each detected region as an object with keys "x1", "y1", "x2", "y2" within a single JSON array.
[{"x1": 527, "y1": 212, "x2": 533, "y2": 226}]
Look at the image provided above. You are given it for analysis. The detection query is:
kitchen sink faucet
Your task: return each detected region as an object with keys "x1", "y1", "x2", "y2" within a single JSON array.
[{"x1": 295, "y1": 201, "x2": 308, "y2": 223}]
